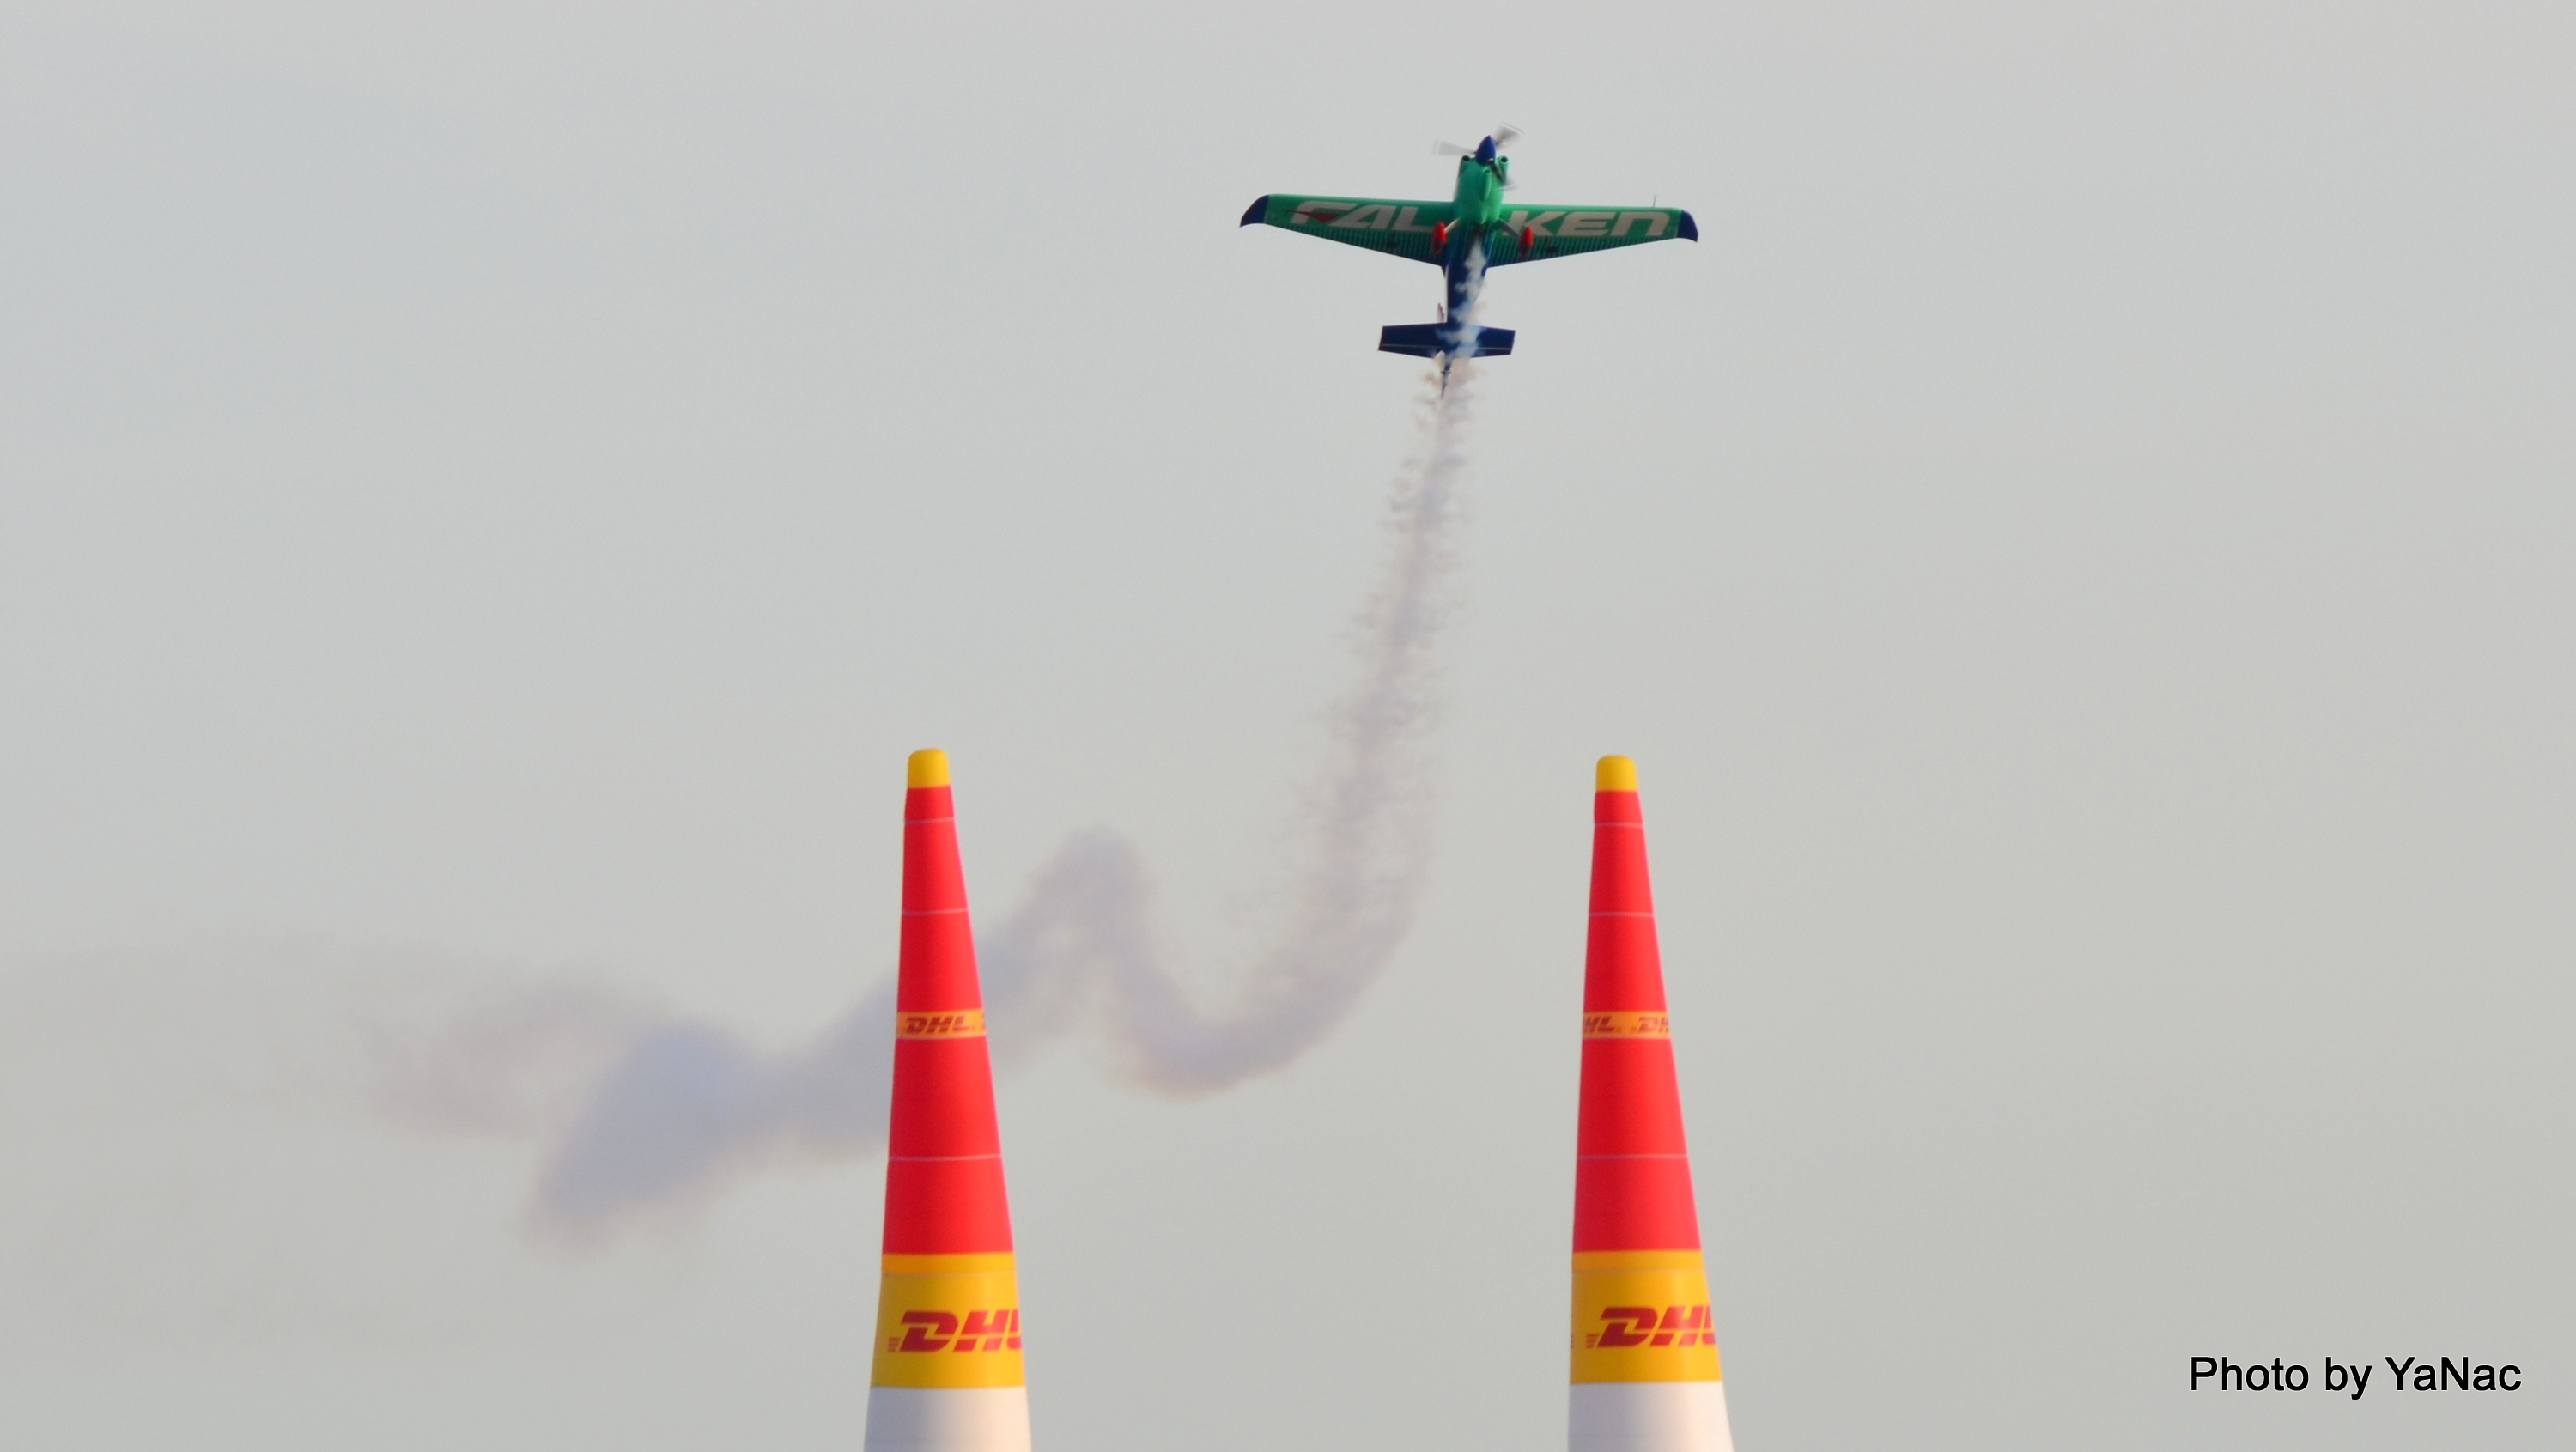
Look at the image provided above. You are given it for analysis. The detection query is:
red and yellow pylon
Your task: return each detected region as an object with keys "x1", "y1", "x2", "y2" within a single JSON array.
[
  {"x1": 1570, "y1": 756, "x2": 1734, "y2": 1452},
  {"x1": 866, "y1": 750, "x2": 1031, "y2": 1452}
]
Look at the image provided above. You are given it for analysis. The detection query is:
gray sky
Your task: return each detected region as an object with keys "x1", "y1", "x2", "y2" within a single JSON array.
[{"x1": 3, "y1": 2, "x2": 2569, "y2": 1448}]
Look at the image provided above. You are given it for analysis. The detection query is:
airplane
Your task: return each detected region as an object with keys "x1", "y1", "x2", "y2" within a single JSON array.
[{"x1": 1241, "y1": 130, "x2": 1695, "y2": 378}]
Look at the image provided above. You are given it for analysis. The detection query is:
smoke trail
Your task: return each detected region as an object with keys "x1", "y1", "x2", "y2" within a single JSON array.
[
  {"x1": 1101, "y1": 352, "x2": 1475, "y2": 1091},
  {"x1": 483, "y1": 301, "x2": 1485, "y2": 1234}
]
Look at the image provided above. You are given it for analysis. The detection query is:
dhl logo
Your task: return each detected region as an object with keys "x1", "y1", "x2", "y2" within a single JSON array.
[
  {"x1": 898, "y1": 1008, "x2": 986, "y2": 1039},
  {"x1": 1583, "y1": 1011, "x2": 1671, "y2": 1038},
  {"x1": 1585, "y1": 1305, "x2": 1715, "y2": 1349},
  {"x1": 889, "y1": 1308, "x2": 1021, "y2": 1353}
]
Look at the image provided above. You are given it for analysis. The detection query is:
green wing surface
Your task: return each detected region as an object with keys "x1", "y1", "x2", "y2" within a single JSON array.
[
  {"x1": 1242, "y1": 195, "x2": 1457, "y2": 265},
  {"x1": 1485, "y1": 206, "x2": 1698, "y2": 267},
  {"x1": 1244, "y1": 195, "x2": 1697, "y2": 267}
]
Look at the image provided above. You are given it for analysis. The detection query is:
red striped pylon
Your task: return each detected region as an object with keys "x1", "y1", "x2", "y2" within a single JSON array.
[
  {"x1": 1569, "y1": 756, "x2": 1733, "y2": 1452},
  {"x1": 865, "y1": 750, "x2": 1030, "y2": 1452}
]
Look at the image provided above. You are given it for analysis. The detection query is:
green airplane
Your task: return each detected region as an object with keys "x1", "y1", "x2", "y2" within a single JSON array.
[{"x1": 1241, "y1": 130, "x2": 1696, "y2": 374}]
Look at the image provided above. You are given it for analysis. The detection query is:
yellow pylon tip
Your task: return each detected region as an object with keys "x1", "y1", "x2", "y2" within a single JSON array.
[
  {"x1": 908, "y1": 749, "x2": 951, "y2": 788},
  {"x1": 1596, "y1": 756, "x2": 1638, "y2": 793}
]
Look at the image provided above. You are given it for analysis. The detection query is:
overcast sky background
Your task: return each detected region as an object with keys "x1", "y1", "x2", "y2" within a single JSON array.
[{"x1": 3, "y1": 1, "x2": 2570, "y2": 1448}]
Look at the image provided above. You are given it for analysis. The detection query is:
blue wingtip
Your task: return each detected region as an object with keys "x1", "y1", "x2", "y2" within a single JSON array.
[
  {"x1": 1676, "y1": 210, "x2": 1699, "y2": 241},
  {"x1": 1241, "y1": 196, "x2": 1271, "y2": 227}
]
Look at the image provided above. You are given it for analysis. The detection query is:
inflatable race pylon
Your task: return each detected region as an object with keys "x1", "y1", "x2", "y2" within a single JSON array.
[
  {"x1": 865, "y1": 750, "x2": 1031, "y2": 1452},
  {"x1": 1570, "y1": 756, "x2": 1734, "y2": 1452}
]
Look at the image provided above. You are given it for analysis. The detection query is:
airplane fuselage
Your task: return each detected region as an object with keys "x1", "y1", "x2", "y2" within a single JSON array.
[{"x1": 1434, "y1": 143, "x2": 1511, "y2": 339}]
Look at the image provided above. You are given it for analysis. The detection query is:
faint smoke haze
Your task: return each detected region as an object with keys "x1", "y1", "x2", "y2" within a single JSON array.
[{"x1": 420, "y1": 344, "x2": 1485, "y2": 1236}]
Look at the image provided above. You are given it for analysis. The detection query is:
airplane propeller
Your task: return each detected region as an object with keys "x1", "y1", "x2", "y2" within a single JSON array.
[
  {"x1": 1435, "y1": 123, "x2": 1526, "y2": 158},
  {"x1": 1436, "y1": 125, "x2": 1524, "y2": 187}
]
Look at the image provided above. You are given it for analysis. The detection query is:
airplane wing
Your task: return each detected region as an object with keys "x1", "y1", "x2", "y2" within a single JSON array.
[
  {"x1": 1240, "y1": 195, "x2": 1457, "y2": 265},
  {"x1": 1486, "y1": 205, "x2": 1698, "y2": 266},
  {"x1": 1242, "y1": 195, "x2": 1698, "y2": 267}
]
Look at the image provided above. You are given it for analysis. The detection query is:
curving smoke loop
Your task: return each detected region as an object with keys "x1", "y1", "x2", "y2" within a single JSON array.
[{"x1": 528, "y1": 307, "x2": 1484, "y2": 1235}]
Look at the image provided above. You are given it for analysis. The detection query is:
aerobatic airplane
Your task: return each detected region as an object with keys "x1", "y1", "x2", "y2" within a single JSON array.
[{"x1": 1241, "y1": 129, "x2": 1695, "y2": 376}]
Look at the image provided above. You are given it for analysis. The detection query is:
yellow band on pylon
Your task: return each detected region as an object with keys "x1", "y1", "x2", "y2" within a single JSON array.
[
  {"x1": 1596, "y1": 756, "x2": 1639, "y2": 792},
  {"x1": 908, "y1": 749, "x2": 951, "y2": 787},
  {"x1": 872, "y1": 1255, "x2": 1024, "y2": 1388},
  {"x1": 1573, "y1": 1249, "x2": 1704, "y2": 1273},
  {"x1": 883, "y1": 1253, "x2": 1017, "y2": 1274},
  {"x1": 1571, "y1": 1253, "x2": 1722, "y2": 1383},
  {"x1": 897, "y1": 1008, "x2": 987, "y2": 1039},
  {"x1": 1583, "y1": 1011, "x2": 1671, "y2": 1038}
]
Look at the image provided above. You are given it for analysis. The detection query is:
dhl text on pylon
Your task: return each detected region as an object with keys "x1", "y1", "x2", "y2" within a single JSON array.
[
  {"x1": 1569, "y1": 756, "x2": 1734, "y2": 1452},
  {"x1": 865, "y1": 750, "x2": 1031, "y2": 1452}
]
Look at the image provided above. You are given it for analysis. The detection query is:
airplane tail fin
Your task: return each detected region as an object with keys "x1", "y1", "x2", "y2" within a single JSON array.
[{"x1": 1378, "y1": 323, "x2": 1516, "y2": 359}]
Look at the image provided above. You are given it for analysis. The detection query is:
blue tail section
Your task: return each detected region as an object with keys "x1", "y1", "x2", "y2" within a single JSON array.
[{"x1": 1378, "y1": 323, "x2": 1516, "y2": 359}]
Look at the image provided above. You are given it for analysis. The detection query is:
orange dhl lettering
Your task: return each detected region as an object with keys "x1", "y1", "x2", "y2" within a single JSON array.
[
  {"x1": 1585, "y1": 1305, "x2": 1715, "y2": 1349},
  {"x1": 1583, "y1": 1011, "x2": 1671, "y2": 1038},
  {"x1": 897, "y1": 1008, "x2": 987, "y2": 1039},
  {"x1": 890, "y1": 1308, "x2": 1022, "y2": 1353}
]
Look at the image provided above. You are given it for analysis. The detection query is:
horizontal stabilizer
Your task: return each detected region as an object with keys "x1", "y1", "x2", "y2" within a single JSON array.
[{"x1": 1378, "y1": 323, "x2": 1516, "y2": 359}]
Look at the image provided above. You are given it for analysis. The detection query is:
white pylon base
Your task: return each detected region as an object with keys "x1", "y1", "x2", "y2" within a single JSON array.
[
  {"x1": 1570, "y1": 1381, "x2": 1734, "y2": 1452},
  {"x1": 864, "y1": 1387, "x2": 1032, "y2": 1452}
]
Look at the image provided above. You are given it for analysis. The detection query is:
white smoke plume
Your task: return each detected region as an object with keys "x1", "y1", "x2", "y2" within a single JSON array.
[{"x1": 459, "y1": 325, "x2": 1485, "y2": 1236}]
